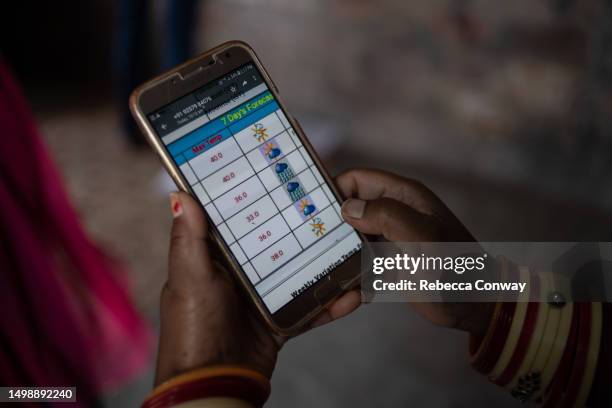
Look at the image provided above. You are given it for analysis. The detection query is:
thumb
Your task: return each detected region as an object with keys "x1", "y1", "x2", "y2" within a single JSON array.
[
  {"x1": 340, "y1": 197, "x2": 438, "y2": 242},
  {"x1": 168, "y1": 191, "x2": 214, "y2": 289}
]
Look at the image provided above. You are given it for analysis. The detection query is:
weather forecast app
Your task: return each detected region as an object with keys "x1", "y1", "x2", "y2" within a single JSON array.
[{"x1": 149, "y1": 63, "x2": 362, "y2": 312}]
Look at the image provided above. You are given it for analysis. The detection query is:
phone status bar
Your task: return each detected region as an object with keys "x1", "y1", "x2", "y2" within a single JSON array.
[{"x1": 148, "y1": 63, "x2": 264, "y2": 137}]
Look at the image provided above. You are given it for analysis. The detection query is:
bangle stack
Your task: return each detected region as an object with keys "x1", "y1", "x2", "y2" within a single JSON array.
[
  {"x1": 141, "y1": 366, "x2": 271, "y2": 408},
  {"x1": 469, "y1": 257, "x2": 602, "y2": 407}
]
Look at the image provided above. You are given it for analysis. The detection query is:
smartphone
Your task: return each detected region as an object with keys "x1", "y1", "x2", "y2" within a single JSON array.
[{"x1": 130, "y1": 41, "x2": 364, "y2": 335}]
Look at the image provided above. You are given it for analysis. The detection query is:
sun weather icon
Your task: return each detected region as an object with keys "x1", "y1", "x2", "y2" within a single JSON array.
[
  {"x1": 309, "y1": 217, "x2": 326, "y2": 237},
  {"x1": 251, "y1": 123, "x2": 269, "y2": 142},
  {"x1": 286, "y1": 181, "x2": 305, "y2": 202},
  {"x1": 275, "y1": 162, "x2": 294, "y2": 183}
]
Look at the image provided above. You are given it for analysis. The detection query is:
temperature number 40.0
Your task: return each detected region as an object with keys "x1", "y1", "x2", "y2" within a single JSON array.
[{"x1": 210, "y1": 152, "x2": 223, "y2": 163}]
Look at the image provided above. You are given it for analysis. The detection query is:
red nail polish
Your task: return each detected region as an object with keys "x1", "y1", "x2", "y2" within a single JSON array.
[{"x1": 170, "y1": 193, "x2": 183, "y2": 218}]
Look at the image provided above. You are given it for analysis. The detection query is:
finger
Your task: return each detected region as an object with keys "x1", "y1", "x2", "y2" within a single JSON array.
[
  {"x1": 168, "y1": 191, "x2": 215, "y2": 289},
  {"x1": 335, "y1": 169, "x2": 439, "y2": 215},
  {"x1": 327, "y1": 289, "x2": 361, "y2": 320},
  {"x1": 310, "y1": 311, "x2": 332, "y2": 328},
  {"x1": 310, "y1": 290, "x2": 361, "y2": 329},
  {"x1": 341, "y1": 197, "x2": 438, "y2": 242},
  {"x1": 170, "y1": 191, "x2": 209, "y2": 240}
]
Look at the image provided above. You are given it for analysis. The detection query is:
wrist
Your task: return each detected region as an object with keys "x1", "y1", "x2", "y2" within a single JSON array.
[{"x1": 469, "y1": 265, "x2": 603, "y2": 405}]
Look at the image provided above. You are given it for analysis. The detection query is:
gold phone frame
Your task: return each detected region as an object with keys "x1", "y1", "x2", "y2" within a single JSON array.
[{"x1": 129, "y1": 40, "x2": 365, "y2": 336}]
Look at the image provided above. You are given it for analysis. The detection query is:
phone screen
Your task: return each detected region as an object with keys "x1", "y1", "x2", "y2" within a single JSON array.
[{"x1": 147, "y1": 62, "x2": 362, "y2": 313}]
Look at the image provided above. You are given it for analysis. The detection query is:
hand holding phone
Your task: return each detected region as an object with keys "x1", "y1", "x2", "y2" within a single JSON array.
[
  {"x1": 130, "y1": 41, "x2": 365, "y2": 334},
  {"x1": 154, "y1": 191, "x2": 361, "y2": 385}
]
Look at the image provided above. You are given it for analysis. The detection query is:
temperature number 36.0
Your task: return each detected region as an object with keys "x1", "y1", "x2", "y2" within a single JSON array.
[
  {"x1": 258, "y1": 230, "x2": 272, "y2": 242},
  {"x1": 270, "y1": 250, "x2": 284, "y2": 261},
  {"x1": 233, "y1": 191, "x2": 247, "y2": 203}
]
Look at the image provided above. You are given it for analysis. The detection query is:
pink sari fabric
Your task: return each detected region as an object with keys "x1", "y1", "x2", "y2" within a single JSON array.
[{"x1": 0, "y1": 61, "x2": 152, "y2": 406}]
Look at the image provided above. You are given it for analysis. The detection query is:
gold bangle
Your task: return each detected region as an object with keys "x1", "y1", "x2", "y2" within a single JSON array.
[
  {"x1": 174, "y1": 397, "x2": 254, "y2": 408},
  {"x1": 526, "y1": 271, "x2": 560, "y2": 374},
  {"x1": 573, "y1": 302, "x2": 602, "y2": 408},
  {"x1": 145, "y1": 365, "x2": 270, "y2": 403}
]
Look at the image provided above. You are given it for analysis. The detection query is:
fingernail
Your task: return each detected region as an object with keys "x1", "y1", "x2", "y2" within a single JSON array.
[
  {"x1": 169, "y1": 192, "x2": 183, "y2": 218},
  {"x1": 342, "y1": 199, "x2": 366, "y2": 219}
]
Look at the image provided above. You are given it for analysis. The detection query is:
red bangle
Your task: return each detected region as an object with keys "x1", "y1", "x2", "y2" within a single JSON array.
[
  {"x1": 473, "y1": 302, "x2": 516, "y2": 374},
  {"x1": 142, "y1": 374, "x2": 270, "y2": 408},
  {"x1": 492, "y1": 274, "x2": 540, "y2": 386},
  {"x1": 472, "y1": 262, "x2": 520, "y2": 374}
]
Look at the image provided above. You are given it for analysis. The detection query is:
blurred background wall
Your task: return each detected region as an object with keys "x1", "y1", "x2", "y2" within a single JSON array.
[{"x1": 2, "y1": 0, "x2": 611, "y2": 406}]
